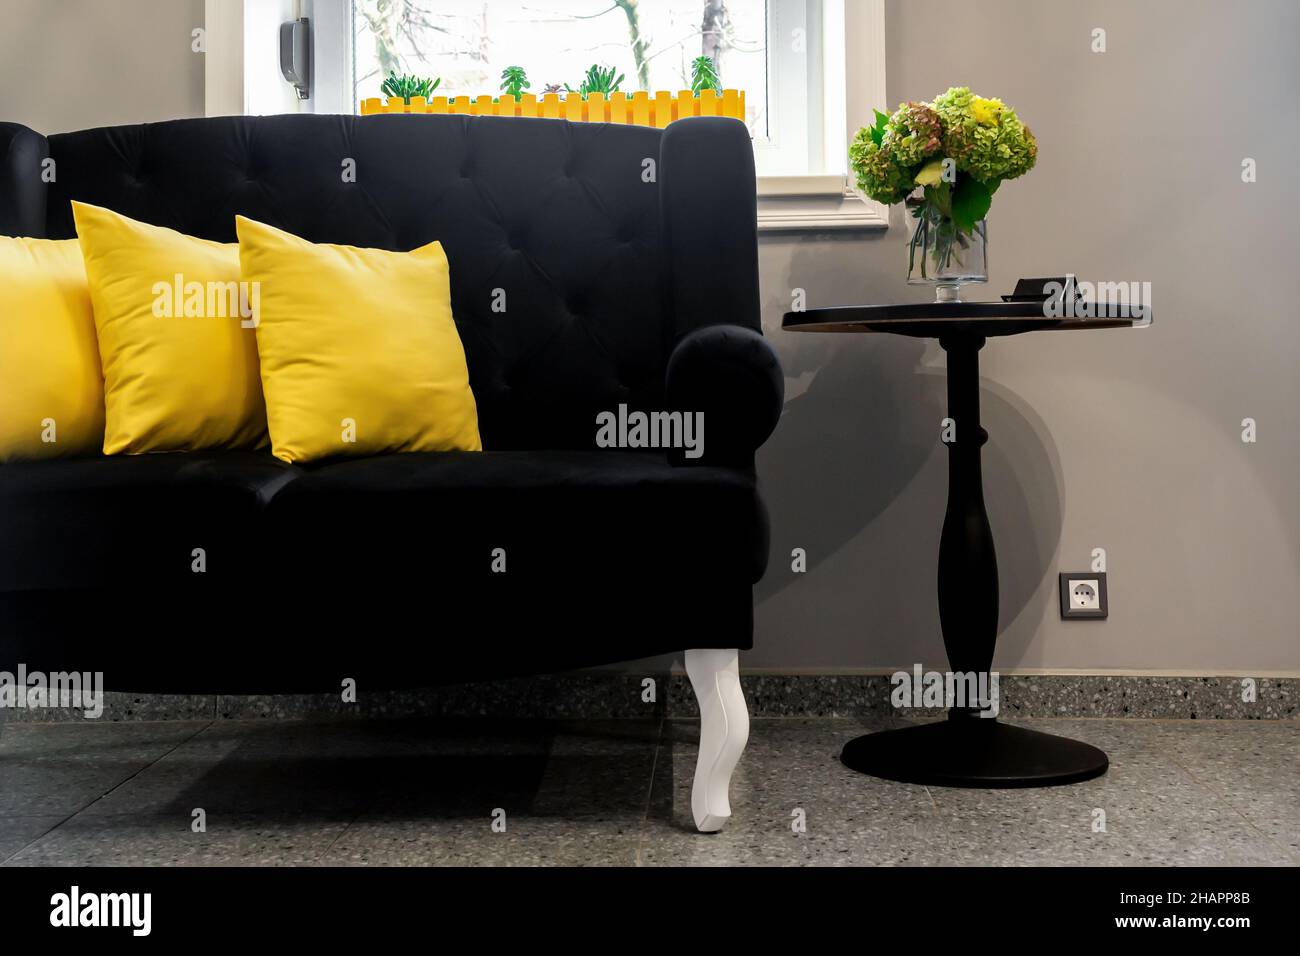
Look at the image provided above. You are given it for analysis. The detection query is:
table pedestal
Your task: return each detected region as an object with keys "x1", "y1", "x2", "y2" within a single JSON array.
[{"x1": 840, "y1": 334, "x2": 1108, "y2": 787}]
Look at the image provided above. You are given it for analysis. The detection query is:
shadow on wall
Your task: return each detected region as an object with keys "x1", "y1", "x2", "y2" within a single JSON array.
[{"x1": 755, "y1": 236, "x2": 1067, "y2": 669}]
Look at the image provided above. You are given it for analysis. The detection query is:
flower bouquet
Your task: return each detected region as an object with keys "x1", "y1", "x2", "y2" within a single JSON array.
[{"x1": 850, "y1": 87, "x2": 1037, "y2": 300}]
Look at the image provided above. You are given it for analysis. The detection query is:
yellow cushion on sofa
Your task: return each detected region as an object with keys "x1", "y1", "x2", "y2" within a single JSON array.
[
  {"x1": 72, "y1": 201, "x2": 266, "y2": 454},
  {"x1": 235, "y1": 216, "x2": 480, "y2": 464},
  {"x1": 0, "y1": 237, "x2": 105, "y2": 461}
]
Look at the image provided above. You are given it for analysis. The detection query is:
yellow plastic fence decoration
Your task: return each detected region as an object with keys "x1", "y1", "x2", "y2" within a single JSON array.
[{"x1": 360, "y1": 89, "x2": 746, "y2": 128}]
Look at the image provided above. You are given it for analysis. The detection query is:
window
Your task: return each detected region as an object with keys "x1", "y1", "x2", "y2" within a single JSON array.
[
  {"x1": 342, "y1": 0, "x2": 842, "y2": 178},
  {"x1": 221, "y1": 0, "x2": 886, "y2": 229}
]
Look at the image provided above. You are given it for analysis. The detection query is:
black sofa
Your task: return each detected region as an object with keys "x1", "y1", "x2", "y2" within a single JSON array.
[{"x1": 0, "y1": 113, "x2": 780, "y2": 830}]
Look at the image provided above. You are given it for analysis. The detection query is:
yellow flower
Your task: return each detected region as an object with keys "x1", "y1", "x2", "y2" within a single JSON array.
[
  {"x1": 914, "y1": 158, "x2": 945, "y2": 187},
  {"x1": 971, "y1": 96, "x2": 1004, "y2": 126}
]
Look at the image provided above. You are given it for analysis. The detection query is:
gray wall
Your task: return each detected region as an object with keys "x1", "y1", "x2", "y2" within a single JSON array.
[
  {"x1": 753, "y1": 0, "x2": 1300, "y2": 673},
  {"x1": 0, "y1": 0, "x2": 204, "y2": 134}
]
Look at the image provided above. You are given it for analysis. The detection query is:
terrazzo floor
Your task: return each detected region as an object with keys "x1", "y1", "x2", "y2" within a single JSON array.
[{"x1": 0, "y1": 716, "x2": 1295, "y2": 866}]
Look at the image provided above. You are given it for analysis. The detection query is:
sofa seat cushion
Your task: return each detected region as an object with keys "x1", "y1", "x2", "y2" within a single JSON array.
[
  {"x1": 0, "y1": 452, "x2": 298, "y2": 591},
  {"x1": 268, "y1": 450, "x2": 769, "y2": 585}
]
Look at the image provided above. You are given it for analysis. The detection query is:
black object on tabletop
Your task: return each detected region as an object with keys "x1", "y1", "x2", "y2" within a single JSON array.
[{"x1": 783, "y1": 302, "x2": 1144, "y2": 787}]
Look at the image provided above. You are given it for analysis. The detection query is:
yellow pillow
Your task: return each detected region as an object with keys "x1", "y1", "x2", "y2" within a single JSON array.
[
  {"x1": 72, "y1": 201, "x2": 266, "y2": 454},
  {"x1": 0, "y1": 238, "x2": 105, "y2": 461},
  {"x1": 235, "y1": 216, "x2": 480, "y2": 464}
]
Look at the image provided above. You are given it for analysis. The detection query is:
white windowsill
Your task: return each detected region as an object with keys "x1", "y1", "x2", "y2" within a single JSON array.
[
  {"x1": 757, "y1": 175, "x2": 888, "y2": 232},
  {"x1": 757, "y1": 174, "x2": 846, "y2": 197}
]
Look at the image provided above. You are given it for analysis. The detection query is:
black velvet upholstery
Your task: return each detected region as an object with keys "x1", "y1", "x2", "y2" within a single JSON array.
[
  {"x1": 0, "y1": 122, "x2": 47, "y2": 236},
  {"x1": 0, "y1": 581, "x2": 755, "y2": 693},
  {"x1": 660, "y1": 118, "x2": 762, "y2": 338},
  {"x1": 0, "y1": 453, "x2": 297, "y2": 591},
  {"x1": 666, "y1": 325, "x2": 783, "y2": 467},
  {"x1": 0, "y1": 113, "x2": 779, "y2": 691},
  {"x1": 269, "y1": 449, "x2": 768, "y2": 584}
]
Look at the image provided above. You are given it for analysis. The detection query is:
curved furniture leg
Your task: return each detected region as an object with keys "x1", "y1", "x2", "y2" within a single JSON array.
[{"x1": 685, "y1": 648, "x2": 749, "y2": 832}]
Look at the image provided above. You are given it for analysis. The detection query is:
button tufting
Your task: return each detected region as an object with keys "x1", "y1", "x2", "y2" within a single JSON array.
[{"x1": 63, "y1": 116, "x2": 679, "y2": 458}]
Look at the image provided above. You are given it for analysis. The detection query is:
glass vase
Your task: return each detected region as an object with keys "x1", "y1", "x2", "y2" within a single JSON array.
[{"x1": 907, "y1": 203, "x2": 988, "y2": 302}]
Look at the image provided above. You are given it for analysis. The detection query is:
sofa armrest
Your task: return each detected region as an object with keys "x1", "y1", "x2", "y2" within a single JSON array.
[
  {"x1": 0, "y1": 122, "x2": 48, "y2": 237},
  {"x1": 665, "y1": 323, "x2": 783, "y2": 468},
  {"x1": 660, "y1": 117, "x2": 760, "y2": 338}
]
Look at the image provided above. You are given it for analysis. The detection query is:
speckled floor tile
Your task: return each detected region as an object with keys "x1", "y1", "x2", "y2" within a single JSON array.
[
  {"x1": 328, "y1": 818, "x2": 640, "y2": 866},
  {"x1": 2, "y1": 812, "x2": 351, "y2": 866},
  {"x1": 0, "y1": 719, "x2": 208, "y2": 758},
  {"x1": 1150, "y1": 720, "x2": 1300, "y2": 860},
  {"x1": 0, "y1": 720, "x2": 209, "y2": 816},
  {"x1": 0, "y1": 816, "x2": 65, "y2": 862},
  {"x1": 3, "y1": 716, "x2": 1295, "y2": 866},
  {"x1": 65, "y1": 719, "x2": 659, "y2": 825},
  {"x1": 891, "y1": 718, "x2": 1295, "y2": 866},
  {"x1": 639, "y1": 717, "x2": 1296, "y2": 866},
  {"x1": 326, "y1": 720, "x2": 658, "y2": 865},
  {"x1": 637, "y1": 717, "x2": 940, "y2": 866}
]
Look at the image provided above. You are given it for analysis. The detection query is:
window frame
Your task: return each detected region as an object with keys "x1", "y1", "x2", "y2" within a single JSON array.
[
  {"x1": 756, "y1": 0, "x2": 888, "y2": 231},
  {"x1": 210, "y1": 0, "x2": 886, "y2": 232}
]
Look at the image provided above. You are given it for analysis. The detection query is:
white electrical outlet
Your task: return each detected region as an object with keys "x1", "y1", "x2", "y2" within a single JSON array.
[
  {"x1": 1060, "y1": 572, "x2": 1108, "y2": 619},
  {"x1": 1070, "y1": 580, "x2": 1101, "y2": 610}
]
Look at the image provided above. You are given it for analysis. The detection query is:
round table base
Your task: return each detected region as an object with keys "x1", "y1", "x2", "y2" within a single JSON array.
[{"x1": 841, "y1": 718, "x2": 1108, "y2": 788}]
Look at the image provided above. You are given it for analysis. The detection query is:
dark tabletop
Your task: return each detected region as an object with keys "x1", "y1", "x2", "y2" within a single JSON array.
[{"x1": 782, "y1": 301, "x2": 1144, "y2": 338}]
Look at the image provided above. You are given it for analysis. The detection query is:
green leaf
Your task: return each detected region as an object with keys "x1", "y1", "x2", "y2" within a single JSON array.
[
  {"x1": 951, "y1": 176, "x2": 992, "y2": 234},
  {"x1": 869, "y1": 108, "x2": 889, "y2": 146}
]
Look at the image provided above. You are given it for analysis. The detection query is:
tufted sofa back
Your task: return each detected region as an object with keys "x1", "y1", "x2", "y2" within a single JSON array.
[{"x1": 0, "y1": 113, "x2": 759, "y2": 451}]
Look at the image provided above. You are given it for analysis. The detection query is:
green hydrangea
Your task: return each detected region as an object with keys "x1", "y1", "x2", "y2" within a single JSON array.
[
  {"x1": 849, "y1": 128, "x2": 912, "y2": 205},
  {"x1": 882, "y1": 101, "x2": 944, "y2": 167},
  {"x1": 931, "y1": 86, "x2": 1037, "y2": 183},
  {"x1": 849, "y1": 87, "x2": 1037, "y2": 214}
]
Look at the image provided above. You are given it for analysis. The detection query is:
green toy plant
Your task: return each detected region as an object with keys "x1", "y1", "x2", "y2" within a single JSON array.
[
  {"x1": 568, "y1": 64, "x2": 625, "y2": 99},
  {"x1": 380, "y1": 71, "x2": 440, "y2": 103},
  {"x1": 500, "y1": 66, "x2": 530, "y2": 101},
  {"x1": 690, "y1": 56, "x2": 721, "y2": 95}
]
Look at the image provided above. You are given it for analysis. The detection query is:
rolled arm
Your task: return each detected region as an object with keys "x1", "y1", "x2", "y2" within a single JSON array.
[
  {"x1": 0, "y1": 122, "x2": 48, "y2": 237},
  {"x1": 665, "y1": 324, "x2": 783, "y2": 468},
  {"x1": 661, "y1": 118, "x2": 779, "y2": 466}
]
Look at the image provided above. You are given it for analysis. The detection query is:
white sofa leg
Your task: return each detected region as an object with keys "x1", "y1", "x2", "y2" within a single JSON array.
[{"x1": 684, "y1": 648, "x2": 749, "y2": 833}]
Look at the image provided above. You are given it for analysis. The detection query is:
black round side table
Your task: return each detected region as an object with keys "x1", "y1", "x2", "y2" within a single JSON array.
[{"x1": 782, "y1": 302, "x2": 1142, "y2": 787}]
